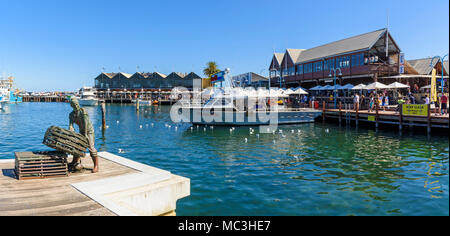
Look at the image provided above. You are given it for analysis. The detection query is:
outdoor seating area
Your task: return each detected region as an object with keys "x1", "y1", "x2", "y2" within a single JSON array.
[{"x1": 306, "y1": 81, "x2": 448, "y2": 115}]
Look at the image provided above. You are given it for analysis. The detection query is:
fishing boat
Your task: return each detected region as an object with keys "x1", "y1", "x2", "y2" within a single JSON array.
[
  {"x1": 178, "y1": 69, "x2": 321, "y2": 126},
  {"x1": 0, "y1": 75, "x2": 22, "y2": 104},
  {"x1": 77, "y1": 87, "x2": 99, "y2": 106}
]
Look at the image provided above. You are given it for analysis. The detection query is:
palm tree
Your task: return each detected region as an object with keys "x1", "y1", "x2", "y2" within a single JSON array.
[{"x1": 203, "y1": 61, "x2": 220, "y2": 78}]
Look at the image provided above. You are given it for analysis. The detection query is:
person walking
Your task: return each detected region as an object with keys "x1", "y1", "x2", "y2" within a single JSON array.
[
  {"x1": 353, "y1": 93, "x2": 360, "y2": 111},
  {"x1": 441, "y1": 93, "x2": 448, "y2": 115}
]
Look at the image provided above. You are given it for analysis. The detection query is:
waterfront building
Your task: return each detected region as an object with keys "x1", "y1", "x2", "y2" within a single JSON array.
[
  {"x1": 269, "y1": 28, "x2": 410, "y2": 89},
  {"x1": 232, "y1": 72, "x2": 269, "y2": 88},
  {"x1": 94, "y1": 71, "x2": 201, "y2": 91}
]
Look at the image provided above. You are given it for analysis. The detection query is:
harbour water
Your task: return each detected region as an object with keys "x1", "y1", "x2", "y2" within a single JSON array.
[{"x1": 0, "y1": 103, "x2": 448, "y2": 216}]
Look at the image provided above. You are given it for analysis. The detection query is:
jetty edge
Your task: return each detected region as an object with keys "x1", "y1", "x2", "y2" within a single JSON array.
[{"x1": 0, "y1": 152, "x2": 190, "y2": 216}]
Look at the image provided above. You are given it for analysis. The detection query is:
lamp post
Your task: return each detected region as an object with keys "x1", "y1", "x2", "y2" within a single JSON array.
[
  {"x1": 329, "y1": 68, "x2": 343, "y2": 109},
  {"x1": 430, "y1": 54, "x2": 448, "y2": 94}
]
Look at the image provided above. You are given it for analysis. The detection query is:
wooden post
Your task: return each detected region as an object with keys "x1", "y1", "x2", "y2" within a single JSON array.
[
  {"x1": 101, "y1": 101, "x2": 106, "y2": 131},
  {"x1": 339, "y1": 101, "x2": 342, "y2": 124},
  {"x1": 322, "y1": 100, "x2": 326, "y2": 122},
  {"x1": 375, "y1": 100, "x2": 379, "y2": 129},
  {"x1": 355, "y1": 101, "x2": 359, "y2": 127},
  {"x1": 136, "y1": 99, "x2": 140, "y2": 111},
  {"x1": 427, "y1": 104, "x2": 431, "y2": 134},
  {"x1": 399, "y1": 104, "x2": 403, "y2": 132}
]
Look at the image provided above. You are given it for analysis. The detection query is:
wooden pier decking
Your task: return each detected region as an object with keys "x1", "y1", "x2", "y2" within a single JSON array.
[
  {"x1": 321, "y1": 105, "x2": 449, "y2": 132},
  {"x1": 0, "y1": 153, "x2": 190, "y2": 216}
]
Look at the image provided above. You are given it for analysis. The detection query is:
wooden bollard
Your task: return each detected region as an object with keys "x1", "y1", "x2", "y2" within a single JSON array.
[
  {"x1": 101, "y1": 101, "x2": 106, "y2": 130},
  {"x1": 355, "y1": 102, "x2": 359, "y2": 127},
  {"x1": 399, "y1": 104, "x2": 403, "y2": 132},
  {"x1": 427, "y1": 104, "x2": 431, "y2": 134},
  {"x1": 322, "y1": 101, "x2": 326, "y2": 122},
  {"x1": 375, "y1": 101, "x2": 379, "y2": 129}
]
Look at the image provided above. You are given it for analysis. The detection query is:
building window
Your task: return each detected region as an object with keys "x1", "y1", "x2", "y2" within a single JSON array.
[
  {"x1": 324, "y1": 59, "x2": 335, "y2": 71},
  {"x1": 304, "y1": 63, "x2": 312, "y2": 74},
  {"x1": 313, "y1": 61, "x2": 322, "y2": 72},
  {"x1": 297, "y1": 65, "x2": 303, "y2": 75},
  {"x1": 289, "y1": 67, "x2": 295, "y2": 76},
  {"x1": 337, "y1": 56, "x2": 350, "y2": 68},
  {"x1": 351, "y1": 53, "x2": 365, "y2": 67}
]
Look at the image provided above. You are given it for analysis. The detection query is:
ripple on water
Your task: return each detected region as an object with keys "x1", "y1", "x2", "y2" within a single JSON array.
[{"x1": 1, "y1": 103, "x2": 448, "y2": 216}]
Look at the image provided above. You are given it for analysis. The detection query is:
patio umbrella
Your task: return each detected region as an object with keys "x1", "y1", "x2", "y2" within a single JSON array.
[
  {"x1": 364, "y1": 82, "x2": 389, "y2": 90},
  {"x1": 387, "y1": 82, "x2": 409, "y2": 89},
  {"x1": 341, "y1": 84, "x2": 355, "y2": 90},
  {"x1": 290, "y1": 88, "x2": 308, "y2": 95},
  {"x1": 309, "y1": 85, "x2": 323, "y2": 91},
  {"x1": 352, "y1": 84, "x2": 366, "y2": 90},
  {"x1": 320, "y1": 85, "x2": 333, "y2": 90}
]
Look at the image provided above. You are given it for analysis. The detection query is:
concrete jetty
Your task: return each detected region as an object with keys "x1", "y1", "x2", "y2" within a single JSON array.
[{"x1": 0, "y1": 152, "x2": 190, "y2": 216}]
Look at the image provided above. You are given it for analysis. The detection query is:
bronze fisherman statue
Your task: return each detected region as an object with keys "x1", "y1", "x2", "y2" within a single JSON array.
[{"x1": 68, "y1": 97, "x2": 99, "y2": 173}]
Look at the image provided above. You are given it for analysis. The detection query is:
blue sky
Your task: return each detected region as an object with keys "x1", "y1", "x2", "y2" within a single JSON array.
[{"x1": 0, "y1": 0, "x2": 448, "y2": 91}]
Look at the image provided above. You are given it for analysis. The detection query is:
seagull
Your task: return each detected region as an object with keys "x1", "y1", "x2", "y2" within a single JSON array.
[{"x1": 118, "y1": 149, "x2": 125, "y2": 154}]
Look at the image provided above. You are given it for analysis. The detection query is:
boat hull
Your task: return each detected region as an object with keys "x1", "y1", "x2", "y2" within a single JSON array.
[
  {"x1": 181, "y1": 108, "x2": 322, "y2": 126},
  {"x1": 79, "y1": 99, "x2": 98, "y2": 106}
]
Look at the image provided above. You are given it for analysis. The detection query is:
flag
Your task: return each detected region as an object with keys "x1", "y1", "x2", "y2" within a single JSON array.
[{"x1": 430, "y1": 68, "x2": 437, "y2": 102}]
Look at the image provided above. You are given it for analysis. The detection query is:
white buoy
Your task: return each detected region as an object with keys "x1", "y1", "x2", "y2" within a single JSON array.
[
  {"x1": 117, "y1": 121, "x2": 120, "y2": 124},
  {"x1": 325, "y1": 129, "x2": 330, "y2": 133},
  {"x1": 140, "y1": 125, "x2": 143, "y2": 129},
  {"x1": 245, "y1": 138, "x2": 248, "y2": 143}
]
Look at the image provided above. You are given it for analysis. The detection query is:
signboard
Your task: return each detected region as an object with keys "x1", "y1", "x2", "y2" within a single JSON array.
[
  {"x1": 399, "y1": 53, "x2": 405, "y2": 74},
  {"x1": 399, "y1": 65, "x2": 404, "y2": 74},
  {"x1": 210, "y1": 71, "x2": 225, "y2": 84},
  {"x1": 368, "y1": 116, "x2": 375, "y2": 121},
  {"x1": 402, "y1": 104, "x2": 428, "y2": 116},
  {"x1": 430, "y1": 69, "x2": 437, "y2": 102}
]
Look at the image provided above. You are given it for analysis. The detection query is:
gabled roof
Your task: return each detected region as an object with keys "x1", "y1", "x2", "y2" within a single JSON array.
[
  {"x1": 286, "y1": 49, "x2": 305, "y2": 63},
  {"x1": 270, "y1": 53, "x2": 285, "y2": 70},
  {"x1": 281, "y1": 49, "x2": 305, "y2": 67},
  {"x1": 184, "y1": 72, "x2": 202, "y2": 79},
  {"x1": 153, "y1": 72, "x2": 167, "y2": 78},
  {"x1": 103, "y1": 72, "x2": 117, "y2": 78},
  {"x1": 295, "y1": 28, "x2": 389, "y2": 64},
  {"x1": 407, "y1": 58, "x2": 439, "y2": 75},
  {"x1": 166, "y1": 72, "x2": 186, "y2": 79},
  {"x1": 112, "y1": 72, "x2": 132, "y2": 79}
]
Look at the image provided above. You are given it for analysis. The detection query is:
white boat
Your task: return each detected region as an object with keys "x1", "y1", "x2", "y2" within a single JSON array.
[
  {"x1": 78, "y1": 87, "x2": 99, "y2": 106},
  {"x1": 177, "y1": 69, "x2": 322, "y2": 126},
  {"x1": 0, "y1": 79, "x2": 10, "y2": 109}
]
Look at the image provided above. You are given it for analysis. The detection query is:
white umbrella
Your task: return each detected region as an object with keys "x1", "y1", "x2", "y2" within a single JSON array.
[
  {"x1": 352, "y1": 84, "x2": 366, "y2": 90},
  {"x1": 292, "y1": 88, "x2": 308, "y2": 95},
  {"x1": 387, "y1": 82, "x2": 409, "y2": 89},
  {"x1": 364, "y1": 82, "x2": 389, "y2": 90}
]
